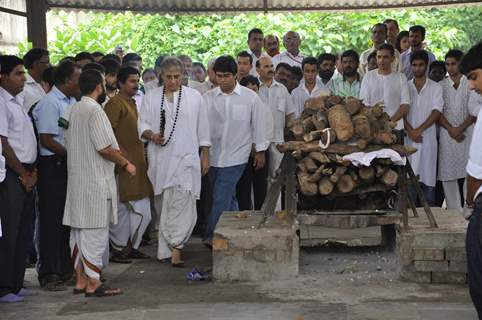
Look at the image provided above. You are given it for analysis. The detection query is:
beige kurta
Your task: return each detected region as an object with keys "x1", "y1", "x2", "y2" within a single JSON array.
[{"x1": 63, "y1": 96, "x2": 119, "y2": 229}]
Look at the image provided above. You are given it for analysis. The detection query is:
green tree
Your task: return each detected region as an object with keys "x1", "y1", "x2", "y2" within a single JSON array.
[{"x1": 19, "y1": 7, "x2": 482, "y2": 67}]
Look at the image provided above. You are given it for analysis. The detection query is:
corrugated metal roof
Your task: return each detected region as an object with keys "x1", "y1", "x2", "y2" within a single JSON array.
[{"x1": 45, "y1": 0, "x2": 482, "y2": 12}]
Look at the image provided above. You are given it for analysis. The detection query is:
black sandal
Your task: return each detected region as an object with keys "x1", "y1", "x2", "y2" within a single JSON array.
[
  {"x1": 84, "y1": 285, "x2": 122, "y2": 298},
  {"x1": 73, "y1": 288, "x2": 85, "y2": 295}
]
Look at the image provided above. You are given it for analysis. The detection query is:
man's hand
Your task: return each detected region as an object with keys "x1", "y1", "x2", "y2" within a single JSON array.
[
  {"x1": 411, "y1": 127, "x2": 423, "y2": 143},
  {"x1": 449, "y1": 126, "x2": 465, "y2": 141},
  {"x1": 455, "y1": 134, "x2": 466, "y2": 143},
  {"x1": 20, "y1": 170, "x2": 37, "y2": 192},
  {"x1": 150, "y1": 133, "x2": 165, "y2": 145},
  {"x1": 125, "y1": 162, "x2": 136, "y2": 177},
  {"x1": 253, "y1": 151, "x2": 266, "y2": 170}
]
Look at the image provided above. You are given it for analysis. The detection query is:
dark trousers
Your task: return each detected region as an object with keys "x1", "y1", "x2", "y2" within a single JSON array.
[
  {"x1": 0, "y1": 168, "x2": 35, "y2": 297},
  {"x1": 466, "y1": 195, "x2": 482, "y2": 319},
  {"x1": 195, "y1": 174, "x2": 212, "y2": 235},
  {"x1": 236, "y1": 153, "x2": 269, "y2": 211},
  {"x1": 37, "y1": 156, "x2": 72, "y2": 285}
]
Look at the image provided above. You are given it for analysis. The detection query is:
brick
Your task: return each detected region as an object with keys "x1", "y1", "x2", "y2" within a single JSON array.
[
  {"x1": 445, "y1": 247, "x2": 467, "y2": 261},
  {"x1": 412, "y1": 248, "x2": 445, "y2": 261},
  {"x1": 213, "y1": 239, "x2": 229, "y2": 251},
  {"x1": 414, "y1": 260, "x2": 449, "y2": 272},
  {"x1": 399, "y1": 265, "x2": 431, "y2": 283},
  {"x1": 432, "y1": 272, "x2": 467, "y2": 284},
  {"x1": 449, "y1": 260, "x2": 468, "y2": 273}
]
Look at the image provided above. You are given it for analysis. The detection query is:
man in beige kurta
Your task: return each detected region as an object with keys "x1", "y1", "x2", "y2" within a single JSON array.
[
  {"x1": 63, "y1": 69, "x2": 135, "y2": 297},
  {"x1": 104, "y1": 66, "x2": 153, "y2": 262}
]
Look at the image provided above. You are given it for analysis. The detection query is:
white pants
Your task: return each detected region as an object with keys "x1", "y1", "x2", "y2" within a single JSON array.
[
  {"x1": 70, "y1": 227, "x2": 109, "y2": 280},
  {"x1": 110, "y1": 197, "x2": 151, "y2": 250},
  {"x1": 154, "y1": 188, "x2": 197, "y2": 260},
  {"x1": 269, "y1": 143, "x2": 284, "y2": 211},
  {"x1": 442, "y1": 180, "x2": 465, "y2": 213}
]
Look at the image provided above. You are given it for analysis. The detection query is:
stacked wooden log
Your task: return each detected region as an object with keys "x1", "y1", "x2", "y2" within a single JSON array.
[{"x1": 279, "y1": 95, "x2": 416, "y2": 198}]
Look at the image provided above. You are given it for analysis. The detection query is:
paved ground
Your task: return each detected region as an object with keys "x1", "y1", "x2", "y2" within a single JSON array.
[{"x1": 1, "y1": 236, "x2": 478, "y2": 320}]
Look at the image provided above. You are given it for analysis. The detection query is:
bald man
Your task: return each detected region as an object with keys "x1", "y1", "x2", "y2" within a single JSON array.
[{"x1": 272, "y1": 31, "x2": 305, "y2": 68}]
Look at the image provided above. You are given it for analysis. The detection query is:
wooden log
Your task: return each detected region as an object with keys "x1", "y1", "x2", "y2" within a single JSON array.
[
  {"x1": 318, "y1": 177, "x2": 334, "y2": 195},
  {"x1": 344, "y1": 97, "x2": 362, "y2": 115},
  {"x1": 327, "y1": 104, "x2": 354, "y2": 142},
  {"x1": 302, "y1": 157, "x2": 318, "y2": 173},
  {"x1": 380, "y1": 168, "x2": 399, "y2": 187},
  {"x1": 373, "y1": 131, "x2": 397, "y2": 145},
  {"x1": 353, "y1": 114, "x2": 371, "y2": 139},
  {"x1": 356, "y1": 138, "x2": 368, "y2": 150},
  {"x1": 292, "y1": 149, "x2": 303, "y2": 160},
  {"x1": 330, "y1": 166, "x2": 347, "y2": 184},
  {"x1": 291, "y1": 123, "x2": 304, "y2": 141},
  {"x1": 297, "y1": 162, "x2": 308, "y2": 173},
  {"x1": 336, "y1": 174, "x2": 357, "y2": 193},
  {"x1": 298, "y1": 173, "x2": 318, "y2": 196},
  {"x1": 277, "y1": 141, "x2": 416, "y2": 156},
  {"x1": 359, "y1": 166, "x2": 375, "y2": 182},
  {"x1": 312, "y1": 111, "x2": 328, "y2": 130},
  {"x1": 309, "y1": 152, "x2": 330, "y2": 164},
  {"x1": 304, "y1": 129, "x2": 323, "y2": 142},
  {"x1": 307, "y1": 166, "x2": 325, "y2": 183},
  {"x1": 375, "y1": 164, "x2": 386, "y2": 178},
  {"x1": 304, "y1": 95, "x2": 328, "y2": 113},
  {"x1": 326, "y1": 95, "x2": 343, "y2": 107},
  {"x1": 302, "y1": 116, "x2": 315, "y2": 132},
  {"x1": 348, "y1": 169, "x2": 360, "y2": 184}
]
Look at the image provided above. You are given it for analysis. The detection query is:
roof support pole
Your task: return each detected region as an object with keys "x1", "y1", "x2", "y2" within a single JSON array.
[{"x1": 26, "y1": 0, "x2": 48, "y2": 49}]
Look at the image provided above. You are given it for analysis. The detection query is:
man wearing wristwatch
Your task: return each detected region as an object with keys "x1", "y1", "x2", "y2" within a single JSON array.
[{"x1": 460, "y1": 41, "x2": 482, "y2": 318}]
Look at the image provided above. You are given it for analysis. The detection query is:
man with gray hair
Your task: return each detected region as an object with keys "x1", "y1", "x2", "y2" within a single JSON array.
[
  {"x1": 272, "y1": 31, "x2": 305, "y2": 68},
  {"x1": 139, "y1": 57, "x2": 211, "y2": 266}
]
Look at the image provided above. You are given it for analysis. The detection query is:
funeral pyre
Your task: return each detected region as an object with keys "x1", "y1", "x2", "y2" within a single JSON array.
[{"x1": 277, "y1": 95, "x2": 416, "y2": 210}]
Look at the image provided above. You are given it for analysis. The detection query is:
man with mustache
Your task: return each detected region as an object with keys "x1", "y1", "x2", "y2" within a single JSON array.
[
  {"x1": 103, "y1": 66, "x2": 153, "y2": 263},
  {"x1": 63, "y1": 69, "x2": 135, "y2": 297},
  {"x1": 329, "y1": 50, "x2": 362, "y2": 98},
  {"x1": 99, "y1": 58, "x2": 120, "y2": 101},
  {"x1": 272, "y1": 31, "x2": 305, "y2": 68},
  {"x1": 318, "y1": 53, "x2": 336, "y2": 86},
  {"x1": 257, "y1": 56, "x2": 295, "y2": 207}
]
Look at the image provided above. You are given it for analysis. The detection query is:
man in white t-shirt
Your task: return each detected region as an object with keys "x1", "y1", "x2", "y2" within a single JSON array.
[
  {"x1": 360, "y1": 43, "x2": 410, "y2": 130},
  {"x1": 460, "y1": 41, "x2": 482, "y2": 319}
]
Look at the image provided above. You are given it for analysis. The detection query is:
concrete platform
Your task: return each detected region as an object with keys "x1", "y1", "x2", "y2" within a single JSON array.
[
  {"x1": 213, "y1": 211, "x2": 299, "y2": 281},
  {"x1": 396, "y1": 208, "x2": 468, "y2": 284}
]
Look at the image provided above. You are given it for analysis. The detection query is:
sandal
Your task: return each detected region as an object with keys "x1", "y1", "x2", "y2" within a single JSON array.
[
  {"x1": 84, "y1": 285, "x2": 123, "y2": 298},
  {"x1": 109, "y1": 252, "x2": 132, "y2": 264},
  {"x1": 73, "y1": 288, "x2": 85, "y2": 295},
  {"x1": 128, "y1": 249, "x2": 150, "y2": 259},
  {"x1": 171, "y1": 261, "x2": 185, "y2": 268}
]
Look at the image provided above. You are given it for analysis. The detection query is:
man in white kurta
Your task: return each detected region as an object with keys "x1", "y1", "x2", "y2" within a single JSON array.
[
  {"x1": 291, "y1": 57, "x2": 330, "y2": 117},
  {"x1": 438, "y1": 51, "x2": 476, "y2": 212},
  {"x1": 63, "y1": 70, "x2": 134, "y2": 296},
  {"x1": 404, "y1": 51, "x2": 443, "y2": 206},
  {"x1": 138, "y1": 57, "x2": 211, "y2": 264},
  {"x1": 360, "y1": 44, "x2": 410, "y2": 130},
  {"x1": 272, "y1": 31, "x2": 305, "y2": 68}
]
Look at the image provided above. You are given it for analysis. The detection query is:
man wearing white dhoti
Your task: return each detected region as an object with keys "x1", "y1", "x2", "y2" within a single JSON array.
[
  {"x1": 138, "y1": 57, "x2": 210, "y2": 267},
  {"x1": 104, "y1": 66, "x2": 153, "y2": 263},
  {"x1": 63, "y1": 69, "x2": 136, "y2": 297},
  {"x1": 404, "y1": 50, "x2": 443, "y2": 206}
]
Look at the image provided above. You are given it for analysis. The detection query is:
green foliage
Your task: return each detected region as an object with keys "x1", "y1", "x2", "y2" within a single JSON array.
[{"x1": 19, "y1": 7, "x2": 482, "y2": 67}]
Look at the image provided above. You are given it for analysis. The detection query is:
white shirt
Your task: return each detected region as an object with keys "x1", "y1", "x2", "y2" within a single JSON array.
[
  {"x1": 0, "y1": 139, "x2": 5, "y2": 183},
  {"x1": 0, "y1": 87, "x2": 37, "y2": 164},
  {"x1": 291, "y1": 79, "x2": 330, "y2": 117},
  {"x1": 259, "y1": 79, "x2": 295, "y2": 144},
  {"x1": 467, "y1": 104, "x2": 482, "y2": 201},
  {"x1": 272, "y1": 51, "x2": 305, "y2": 68},
  {"x1": 203, "y1": 83, "x2": 271, "y2": 168},
  {"x1": 469, "y1": 91, "x2": 482, "y2": 117},
  {"x1": 359, "y1": 69, "x2": 410, "y2": 129},
  {"x1": 134, "y1": 89, "x2": 144, "y2": 112},
  {"x1": 138, "y1": 86, "x2": 211, "y2": 198},
  {"x1": 20, "y1": 73, "x2": 46, "y2": 112},
  {"x1": 195, "y1": 80, "x2": 216, "y2": 95},
  {"x1": 358, "y1": 46, "x2": 402, "y2": 76},
  {"x1": 405, "y1": 78, "x2": 443, "y2": 187}
]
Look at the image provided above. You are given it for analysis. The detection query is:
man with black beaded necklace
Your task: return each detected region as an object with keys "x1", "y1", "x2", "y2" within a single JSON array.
[{"x1": 138, "y1": 57, "x2": 211, "y2": 267}]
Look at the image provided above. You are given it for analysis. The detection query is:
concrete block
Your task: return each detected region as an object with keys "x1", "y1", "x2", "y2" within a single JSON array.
[
  {"x1": 213, "y1": 211, "x2": 299, "y2": 282},
  {"x1": 449, "y1": 260, "x2": 468, "y2": 273},
  {"x1": 432, "y1": 272, "x2": 467, "y2": 284},
  {"x1": 445, "y1": 247, "x2": 467, "y2": 261},
  {"x1": 414, "y1": 260, "x2": 449, "y2": 272},
  {"x1": 412, "y1": 248, "x2": 445, "y2": 261},
  {"x1": 399, "y1": 265, "x2": 431, "y2": 283}
]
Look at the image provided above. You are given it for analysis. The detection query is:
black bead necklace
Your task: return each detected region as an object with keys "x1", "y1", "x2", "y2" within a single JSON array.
[{"x1": 159, "y1": 86, "x2": 182, "y2": 147}]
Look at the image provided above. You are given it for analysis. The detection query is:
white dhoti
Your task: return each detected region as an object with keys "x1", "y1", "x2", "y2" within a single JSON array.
[
  {"x1": 70, "y1": 227, "x2": 109, "y2": 280},
  {"x1": 269, "y1": 143, "x2": 284, "y2": 211},
  {"x1": 154, "y1": 188, "x2": 197, "y2": 260},
  {"x1": 110, "y1": 197, "x2": 151, "y2": 250},
  {"x1": 442, "y1": 180, "x2": 466, "y2": 213}
]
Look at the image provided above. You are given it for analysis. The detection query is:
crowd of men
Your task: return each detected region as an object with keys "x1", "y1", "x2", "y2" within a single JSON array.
[{"x1": 1, "y1": 18, "x2": 482, "y2": 314}]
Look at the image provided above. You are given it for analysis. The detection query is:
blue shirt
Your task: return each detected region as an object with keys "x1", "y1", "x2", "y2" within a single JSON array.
[{"x1": 33, "y1": 86, "x2": 76, "y2": 156}]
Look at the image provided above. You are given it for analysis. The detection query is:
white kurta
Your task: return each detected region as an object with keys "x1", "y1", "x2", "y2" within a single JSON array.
[
  {"x1": 469, "y1": 91, "x2": 482, "y2": 117},
  {"x1": 359, "y1": 69, "x2": 410, "y2": 129},
  {"x1": 467, "y1": 106, "x2": 482, "y2": 201},
  {"x1": 291, "y1": 80, "x2": 330, "y2": 117},
  {"x1": 438, "y1": 76, "x2": 473, "y2": 181},
  {"x1": 138, "y1": 85, "x2": 211, "y2": 199},
  {"x1": 405, "y1": 79, "x2": 443, "y2": 187},
  {"x1": 272, "y1": 51, "x2": 305, "y2": 68}
]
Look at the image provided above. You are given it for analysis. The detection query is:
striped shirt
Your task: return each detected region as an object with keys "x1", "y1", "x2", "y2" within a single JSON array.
[{"x1": 63, "y1": 96, "x2": 119, "y2": 229}]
